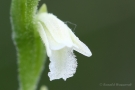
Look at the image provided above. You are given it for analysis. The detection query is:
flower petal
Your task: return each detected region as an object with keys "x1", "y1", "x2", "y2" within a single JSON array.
[
  {"x1": 38, "y1": 13, "x2": 73, "y2": 47},
  {"x1": 69, "y1": 30, "x2": 92, "y2": 57},
  {"x1": 37, "y1": 22, "x2": 51, "y2": 57},
  {"x1": 48, "y1": 47, "x2": 77, "y2": 81},
  {"x1": 41, "y1": 23, "x2": 65, "y2": 50}
]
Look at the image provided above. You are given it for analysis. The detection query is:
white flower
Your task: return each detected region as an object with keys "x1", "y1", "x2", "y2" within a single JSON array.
[{"x1": 36, "y1": 5, "x2": 92, "y2": 81}]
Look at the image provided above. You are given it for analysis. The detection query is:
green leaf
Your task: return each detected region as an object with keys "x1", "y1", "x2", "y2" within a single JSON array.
[{"x1": 10, "y1": 0, "x2": 46, "y2": 90}]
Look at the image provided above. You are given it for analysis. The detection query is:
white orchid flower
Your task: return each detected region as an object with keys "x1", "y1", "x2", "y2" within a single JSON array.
[{"x1": 36, "y1": 4, "x2": 92, "y2": 81}]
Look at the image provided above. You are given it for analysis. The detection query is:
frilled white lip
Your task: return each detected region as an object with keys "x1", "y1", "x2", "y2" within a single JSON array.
[{"x1": 37, "y1": 13, "x2": 92, "y2": 81}]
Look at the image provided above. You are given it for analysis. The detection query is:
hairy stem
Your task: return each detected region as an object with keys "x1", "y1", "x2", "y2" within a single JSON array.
[{"x1": 10, "y1": 0, "x2": 46, "y2": 90}]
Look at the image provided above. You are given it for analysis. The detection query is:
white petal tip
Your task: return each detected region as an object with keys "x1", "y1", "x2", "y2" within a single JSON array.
[
  {"x1": 87, "y1": 51, "x2": 92, "y2": 57},
  {"x1": 84, "y1": 48, "x2": 92, "y2": 57}
]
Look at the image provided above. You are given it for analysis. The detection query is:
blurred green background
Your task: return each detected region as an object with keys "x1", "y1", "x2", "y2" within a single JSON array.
[{"x1": 0, "y1": 0, "x2": 135, "y2": 90}]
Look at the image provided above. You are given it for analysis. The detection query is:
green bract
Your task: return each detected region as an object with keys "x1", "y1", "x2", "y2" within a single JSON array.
[{"x1": 10, "y1": 0, "x2": 47, "y2": 90}]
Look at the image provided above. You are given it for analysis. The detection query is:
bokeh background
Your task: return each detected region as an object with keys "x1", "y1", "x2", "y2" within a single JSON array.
[{"x1": 0, "y1": 0, "x2": 135, "y2": 90}]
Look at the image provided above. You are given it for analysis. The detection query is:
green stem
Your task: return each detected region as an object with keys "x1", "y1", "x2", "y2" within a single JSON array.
[{"x1": 10, "y1": 0, "x2": 46, "y2": 90}]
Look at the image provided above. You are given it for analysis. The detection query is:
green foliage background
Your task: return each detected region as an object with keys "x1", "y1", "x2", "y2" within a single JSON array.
[{"x1": 0, "y1": 0, "x2": 135, "y2": 90}]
